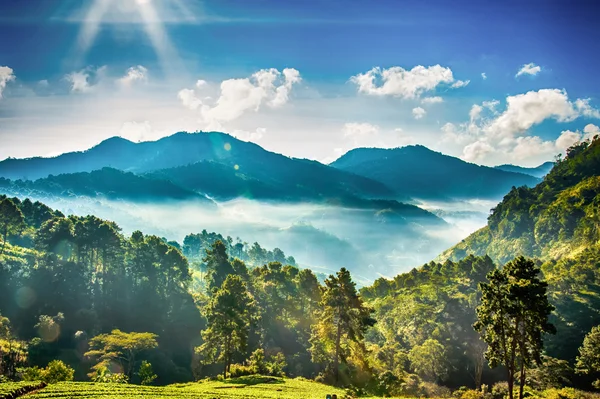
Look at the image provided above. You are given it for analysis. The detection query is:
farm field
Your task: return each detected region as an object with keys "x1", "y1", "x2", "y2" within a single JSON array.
[{"x1": 2, "y1": 376, "x2": 351, "y2": 399}]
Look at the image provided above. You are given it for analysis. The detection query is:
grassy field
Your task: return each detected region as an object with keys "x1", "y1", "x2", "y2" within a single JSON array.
[{"x1": 3, "y1": 376, "x2": 351, "y2": 399}]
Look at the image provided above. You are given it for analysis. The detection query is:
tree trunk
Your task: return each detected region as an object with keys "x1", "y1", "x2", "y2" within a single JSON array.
[
  {"x1": 519, "y1": 358, "x2": 526, "y2": 399},
  {"x1": 334, "y1": 315, "x2": 342, "y2": 385},
  {"x1": 0, "y1": 230, "x2": 7, "y2": 257}
]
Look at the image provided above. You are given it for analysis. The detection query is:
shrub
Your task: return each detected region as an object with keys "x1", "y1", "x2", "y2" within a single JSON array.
[
  {"x1": 460, "y1": 389, "x2": 486, "y2": 399},
  {"x1": 267, "y1": 352, "x2": 286, "y2": 377},
  {"x1": 20, "y1": 360, "x2": 74, "y2": 384},
  {"x1": 138, "y1": 361, "x2": 157, "y2": 385},
  {"x1": 91, "y1": 366, "x2": 129, "y2": 384},
  {"x1": 43, "y1": 360, "x2": 75, "y2": 383},
  {"x1": 228, "y1": 364, "x2": 255, "y2": 378},
  {"x1": 492, "y1": 382, "x2": 510, "y2": 399}
]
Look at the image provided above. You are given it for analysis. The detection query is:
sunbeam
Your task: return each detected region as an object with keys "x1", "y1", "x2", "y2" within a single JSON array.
[{"x1": 72, "y1": 0, "x2": 187, "y2": 76}]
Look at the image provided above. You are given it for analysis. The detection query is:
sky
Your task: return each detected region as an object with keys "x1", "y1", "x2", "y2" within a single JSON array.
[{"x1": 0, "y1": 0, "x2": 599, "y2": 167}]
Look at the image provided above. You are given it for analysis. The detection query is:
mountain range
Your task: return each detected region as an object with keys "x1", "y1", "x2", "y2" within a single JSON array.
[
  {"x1": 0, "y1": 132, "x2": 542, "y2": 204},
  {"x1": 493, "y1": 161, "x2": 555, "y2": 178},
  {"x1": 330, "y1": 146, "x2": 540, "y2": 200}
]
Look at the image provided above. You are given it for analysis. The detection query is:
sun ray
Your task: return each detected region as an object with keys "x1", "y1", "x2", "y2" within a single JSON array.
[{"x1": 75, "y1": 0, "x2": 113, "y2": 61}]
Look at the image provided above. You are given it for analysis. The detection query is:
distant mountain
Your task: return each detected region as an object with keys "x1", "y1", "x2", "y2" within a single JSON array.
[
  {"x1": 437, "y1": 138, "x2": 600, "y2": 264},
  {"x1": 0, "y1": 167, "x2": 208, "y2": 203},
  {"x1": 330, "y1": 146, "x2": 540, "y2": 200},
  {"x1": 0, "y1": 132, "x2": 396, "y2": 201},
  {"x1": 494, "y1": 161, "x2": 554, "y2": 178}
]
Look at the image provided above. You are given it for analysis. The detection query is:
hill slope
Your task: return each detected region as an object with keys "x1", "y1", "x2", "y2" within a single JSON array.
[
  {"x1": 330, "y1": 146, "x2": 539, "y2": 200},
  {"x1": 0, "y1": 167, "x2": 208, "y2": 203},
  {"x1": 437, "y1": 138, "x2": 600, "y2": 264},
  {"x1": 0, "y1": 132, "x2": 396, "y2": 201},
  {"x1": 494, "y1": 161, "x2": 554, "y2": 178}
]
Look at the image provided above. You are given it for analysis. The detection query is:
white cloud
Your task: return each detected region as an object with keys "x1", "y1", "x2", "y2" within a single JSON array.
[
  {"x1": 178, "y1": 88, "x2": 202, "y2": 111},
  {"x1": 584, "y1": 124, "x2": 600, "y2": 140},
  {"x1": 0, "y1": 66, "x2": 16, "y2": 98},
  {"x1": 178, "y1": 68, "x2": 302, "y2": 126},
  {"x1": 575, "y1": 98, "x2": 600, "y2": 118},
  {"x1": 412, "y1": 107, "x2": 426, "y2": 119},
  {"x1": 38, "y1": 80, "x2": 49, "y2": 87},
  {"x1": 350, "y1": 64, "x2": 468, "y2": 99},
  {"x1": 394, "y1": 127, "x2": 403, "y2": 133},
  {"x1": 487, "y1": 89, "x2": 598, "y2": 138},
  {"x1": 118, "y1": 65, "x2": 148, "y2": 86},
  {"x1": 343, "y1": 122, "x2": 379, "y2": 138},
  {"x1": 422, "y1": 96, "x2": 443, "y2": 105},
  {"x1": 451, "y1": 79, "x2": 470, "y2": 88},
  {"x1": 469, "y1": 104, "x2": 483, "y2": 122},
  {"x1": 462, "y1": 141, "x2": 494, "y2": 162},
  {"x1": 230, "y1": 127, "x2": 266, "y2": 142},
  {"x1": 481, "y1": 72, "x2": 487, "y2": 80},
  {"x1": 516, "y1": 62, "x2": 541, "y2": 77},
  {"x1": 65, "y1": 66, "x2": 106, "y2": 93}
]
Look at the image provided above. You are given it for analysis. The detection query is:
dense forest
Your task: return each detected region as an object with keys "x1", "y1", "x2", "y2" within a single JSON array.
[{"x1": 1, "y1": 135, "x2": 600, "y2": 398}]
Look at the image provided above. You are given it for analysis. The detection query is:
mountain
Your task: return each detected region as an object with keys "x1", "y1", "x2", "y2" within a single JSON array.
[
  {"x1": 330, "y1": 145, "x2": 540, "y2": 200},
  {"x1": 437, "y1": 138, "x2": 600, "y2": 264},
  {"x1": 0, "y1": 167, "x2": 208, "y2": 203},
  {"x1": 494, "y1": 161, "x2": 555, "y2": 178},
  {"x1": 0, "y1": 132, "x2": 396, "y2": 201}
]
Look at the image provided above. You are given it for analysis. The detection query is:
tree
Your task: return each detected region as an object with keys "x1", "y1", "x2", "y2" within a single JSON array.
[
  {"x1": 85, "y1": 330, "x2": 158, "y2": 378},
  {"x1": 408, "y1": 339, "x2": 448, "y2": 383},
  {"x1": 576, "y1": 325, "x2": 600, "y2": 388},
  {"x1": 41, "y1": 360, "x2": 75, "y2": 383},
  {"x1": 203, "y1": 240, "x2": 234, "y2": 291},
  {"x1": 138, "y1": 360, "x2": 157, "y2": 385},
  {"x1": 199, "y1": 275, "x2": 255, "y2": 378},
  {"x1": 474, "y1": 256, "x2": 555, "y2": 399},
  {"x1": 0, "y1": 198, "x2": 25, "y2": 256},
  {"x1": 310, "y1": 268, "x2": 375, "y2": 384}
]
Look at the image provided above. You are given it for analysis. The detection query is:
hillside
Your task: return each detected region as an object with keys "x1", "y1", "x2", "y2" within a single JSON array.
[
  {"x1": 0, "y1": 132, "x2": 396, "y2": 201},
  {"x1": 437, "y1": 137, "x2": 600, "y2": 264},
  {"x1": 494, "y1": 161, "x2": 555, "y2": 178},
  {"x1": 330, "y1": 145, "x2": 540, "y2": 200},
  {"x1": 0, "y1": 168, "x2": 209, "y2": 203}
]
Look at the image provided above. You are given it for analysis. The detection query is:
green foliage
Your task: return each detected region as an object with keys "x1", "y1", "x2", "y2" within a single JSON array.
[
  {"x1": 138, "y1": 361, "x2": 157, "y2": 385},
  {"x1": 576, "y1": 325, "x2": 600, "y2": 388},
  {"x1": 19, "y1": 360, "x2": 74, "y2": 383},
  {"x1": 199, "y1": 275, "x2": 255, "y2": 378},
  {"x1": 409, "y1": 338, "x2": 449, "y2": 382},
  {"x1": 85, "y1": 330, "x2": 158, "y2": 379},
  {"x1": 474, "y1": 256, "x2": 555, "y2": 399},
  {"x1": 0, "y1": 198, "x2": 25, "y2": 256},
  {"x1": 441, "y1": 136, "x2": 600, "y2": 265},
  {"x1": 309, "y1": 268, "x2": 375, "y2": 385}
]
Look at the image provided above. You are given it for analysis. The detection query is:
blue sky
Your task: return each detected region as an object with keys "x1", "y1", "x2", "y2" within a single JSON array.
[{"x1": 0, "y1": 0, "x2": 599, "y2": 166}]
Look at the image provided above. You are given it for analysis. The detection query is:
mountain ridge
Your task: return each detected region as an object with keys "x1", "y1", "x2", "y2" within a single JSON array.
[{"x1": 330, "y1": 145, "x2": 540, "y2": 200}]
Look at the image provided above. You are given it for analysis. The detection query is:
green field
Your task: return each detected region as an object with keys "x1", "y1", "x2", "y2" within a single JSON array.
[{"x1": 2, "y1": 376, "x2": 351, "y2": 399}]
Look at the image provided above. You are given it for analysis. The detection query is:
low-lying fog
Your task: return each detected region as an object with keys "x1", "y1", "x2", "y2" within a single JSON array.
[{"x1": 11, "y1": 195, "x2": 496, "y2": 284}]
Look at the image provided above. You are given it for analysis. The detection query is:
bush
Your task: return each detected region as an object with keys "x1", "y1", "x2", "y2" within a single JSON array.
[
  {"x1": 460, "y1": 389, "x2": 486, "y2": 399},
  {"x1": 492, "y1": 382, "x2": 510, "y2": 399},
  {"x1": 91, "y1": 366, "x2": 129, "y2": 384},
  {"x1": 20, "y1": 360, "x2": 74, "y2": 384},
  {"x1": 543, "y1": 388, "x2": 597, "y2": 399},
  {"x1": 421, "y1": 381, "x2": 452, "y2": 398},
  {"x1": 138, "y1": 361, "x2": 157, "y2": 385},
  {"x1": 228, "y1": 364, "x2": 256, "y2": 378},
  {"x1": 43, "y1": 360, "x2": 75, "y2": 383},
  {"x1": 267, "y1": 353, "x2": 286, "y2": 377}
]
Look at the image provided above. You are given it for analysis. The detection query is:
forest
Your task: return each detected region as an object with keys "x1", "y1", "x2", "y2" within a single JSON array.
[{"x1": 1, "y1": 136, "x2": 600, "y2": 399}]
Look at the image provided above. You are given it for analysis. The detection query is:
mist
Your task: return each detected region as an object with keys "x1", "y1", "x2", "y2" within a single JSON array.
[{"x1": 6, "y1": 192, "x2": 498, "y2": 284}]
